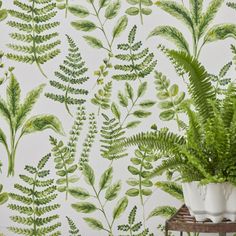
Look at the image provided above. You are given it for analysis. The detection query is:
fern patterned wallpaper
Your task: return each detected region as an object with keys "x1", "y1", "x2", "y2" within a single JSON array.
[{"x1": 0, "y1": 0, "x2": 235, "y2": 235}]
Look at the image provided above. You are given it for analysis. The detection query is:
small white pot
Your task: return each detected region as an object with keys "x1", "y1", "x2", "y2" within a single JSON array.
[{"x1": 182, "y1": 181, "x2": 236, "y2": 223}]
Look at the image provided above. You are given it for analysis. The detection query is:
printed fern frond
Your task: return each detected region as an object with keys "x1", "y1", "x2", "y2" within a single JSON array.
[
  {"x1": 6, "y1": 0, "x2": 61, "y2": 78},
  {"x1": 79, "y1": 113, "x2": 97, "y2": 170},
  {"x1": 8, "y1": 154, "x2": 61, "y2": 235},
  {"x1": 50, "y1": 106, "x2": 86, "y2": 200},
  {"x1": 91, "y1": 81, "x2": 112, "y2": 113},
  {"x1": 100, "y1": 113, "x2": 128, "y2": 160},
  {"x1": 0, "y1": 184, "x2": 8, "y2": 205},
  {"x1": 227, "y1": 2, "x2": 236, "y2": 10},
  {"x1": 113, "y1": 25, "x2": 157, "y2": 81},
  {"x1": 148, "y1": 206, "x2": 177, "y2": 219},
  {"x1": 45, "y1": 35, "x2": 89, "y2": 116},
  {"x1": 66, "y1": 216, "x2": 81, "y2": 236}
]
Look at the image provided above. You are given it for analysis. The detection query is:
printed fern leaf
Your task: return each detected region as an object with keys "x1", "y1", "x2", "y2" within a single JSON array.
[
  {"x1": 50, "y1": 106, "x2": 86, "y2": 200},
  {"x1": 113, "y1": 25, "x2": 157, "y2": 81},
  {"x1": 8, "y1": 154, "x2": 61, "y2": 235},
  {"x1": 66, "y1": 217, "x2": 81, "y2": 236},
  {"x1": 7, "y1": 0, "x2": 61, "y2": 78},
  {"x1": 45, "y1": 35, "x2": 89, "y2": 116}
]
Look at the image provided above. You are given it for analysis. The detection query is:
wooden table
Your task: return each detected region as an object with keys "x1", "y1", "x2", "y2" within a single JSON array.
[{"x1": 165, "y1": 205, "x2": 236, "y2": 236}]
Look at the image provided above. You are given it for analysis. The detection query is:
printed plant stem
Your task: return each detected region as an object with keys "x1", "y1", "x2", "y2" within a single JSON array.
[
  {"x1": 92, "y1": 185, "x2": 114, "y2": 235},
  {"x1": 31, "y1": 0, "x2": 47, "y2": 78},
  {"x1": 65, "y1": 0, "x2": 69, "y2": 18},
  {"x1": 138, "y1": 151, "x2": 147, "y2": 230},
  {"x1": 139, "y1": 0, "x2": 144, "y2": 25},
  {"x1": 32, "y1": 172, "x2": 37, "y2": 234}
]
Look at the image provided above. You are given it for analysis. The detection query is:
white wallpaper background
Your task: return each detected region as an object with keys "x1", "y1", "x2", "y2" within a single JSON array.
[{"x1": 0, "y1": 0, "x2": 235, "y2": 235}]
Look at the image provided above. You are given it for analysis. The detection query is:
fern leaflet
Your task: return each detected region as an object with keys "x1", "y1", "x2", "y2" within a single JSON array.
[
  {"x1": 113, "y1": 25, "x2": 157, "y2": 81},
  {"x1": 7, "y1": 0, "x2": 61, "y2": 78},
  {"x1": 8, "y1": 154, "x2": 61, "y2": 235},
  {"x1": 66, "y1": 216, "x2": 81, "y2": 236},
  {"x1": 45, "y1": 35, "x2": 89, "y2": 116}
]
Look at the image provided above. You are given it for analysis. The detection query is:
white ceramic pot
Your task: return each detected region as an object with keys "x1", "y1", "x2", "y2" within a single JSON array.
[{"x1": 182, "y1": 181, "x2": 236, "y2": 223}]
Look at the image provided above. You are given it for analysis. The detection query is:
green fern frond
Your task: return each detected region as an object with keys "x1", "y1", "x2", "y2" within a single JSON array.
[
  {"x1": 7, "y1": 0, "x2": 61, "y2": 78},
  {"x1": 8, "y1": 154, "x2": 61, "y2": 235},
  {"x1": 113, "y1": 25, "x2": 157, "y2": 81},
  {"x1": 227, "y1": 2, "x2": 236, "y2": 10},
  {"x1": 66, "y1": 217, "x2": 81, "y2": 236},
  {"x1": 100, "y1": 113, "x2": 127, "y2": 160},
  {"x1": 155, "y1": 181, "x2": 183, "y2": 201},
  {"x1": 148, "y1": 206, "x2": 177, "y2": 219},
  {"x1": 91, "y1": 81, "x2": 112, "y2": 113},
  {"x1": 189, "y1": 0, "x2": 203, "y2": 25},
  {"x1": 163, "y1": 49, "x2": 216, "y2": 121},
  {"x1": 45, "y1": 35, "x2": 89, "y2": 116},
  {"x1": 79, "y1": 113, "x2": 97, "y2": 170}
]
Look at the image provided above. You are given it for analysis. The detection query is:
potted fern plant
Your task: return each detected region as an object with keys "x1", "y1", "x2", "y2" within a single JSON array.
[{"x1": 114, "y1": 48, "x2": 236, "y2": 223}]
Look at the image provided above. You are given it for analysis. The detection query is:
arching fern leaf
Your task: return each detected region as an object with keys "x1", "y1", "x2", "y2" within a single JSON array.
[
  {"x1": 45, "y1": 35, "x2": 89, "y2": 116},
  {"x1": 8, "y1": 154, "x2": 61, "y2": 236},
  {"x1": 66, "y1": 216, "x2": 81, "y2": 236},
  {"x1": 112, "y1": 25, "x2": 157, "y2": 81},
  {"x1": 6, "y1": 0, "x2": 61, "y2": 78}
]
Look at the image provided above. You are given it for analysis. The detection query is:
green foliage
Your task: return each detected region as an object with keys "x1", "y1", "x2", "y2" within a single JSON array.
[
  {"x1": 0, "y1": 1, "x2": 7, "y2": 22},
  {"x1": 111, "y1": 81, "x2": 155, "y2": 128},
  {"x1": 0, "y1": 184, "x2": 8, "y2": 205},
  {"x1": 209, "y1": 61, "x2": 233, "y2": 96},
  {"x1": 154, "y1": 71, "x2": 186, "y2": 127},
  {"x1": 70, "y1": 0, "x2": 127, "y2": 53},
  {"x1": 118, "y1": 206, "x2": 154, "y2": 236},
  {"x1": 50, "y1": 106, "x2": 86, "y2": 200},
  {"x1": 148, "y1": 206, "x2": 177, "y2": 219},
  {"x1": 71, "y1": 164, "x2": 128, "y2": 235},
  {"x1": 6, "y1": 0, "x2": 61, "y2": 78},
  {"x1": 55, "y1": 0, "x2": 73, "y2": 18},
  {"x1": 66, "y1": 216, "x2": 81, "y2": 236},
  {"x1": 100, "y1": 113, "x2": 127, "y2": 160},
  {"x1": 91, "y1": 81, "x2": 112, "y2": 113},
  {"x1": 231, "y1": 44, "x2": 236, "y2": 68},
  {"x1": 149, "y1": 0, "x2": 236, "y2": 58},
  {"x1": 0, "y1": 74, "x2": 64, "y2": 176},
  {"x1": 8, "y1": 154, "x2": 61, "y2": 235},
  {"x1": 125, "y1": 0, "x2": 153, "y2": 25},
  {"x1": 0, "y1": 52, "x2": 14, "y2": 86},
  {"x1": 113, "y1": 25, "x2": 157, "y2": 81},
  {"x1": 79, "y1": 113, "x2": 97, "y2": 170},
  {"x1": 227, "y1": 2, "x2": 236, "y2": 10},
  {"x1": 45, "y1": 35, "x2": 89, "y2": 116}
]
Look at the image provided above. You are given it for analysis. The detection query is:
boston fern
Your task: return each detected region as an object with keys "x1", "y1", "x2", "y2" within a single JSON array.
[
  {"x1": 149, "y1": 0, "x2": 236, "y2": 58},
  {"x1": 113, "y1": 25, "x2": 157, "y2": 81},
  {"x1": 70, "y1": 164, "x2": 128, "y2": 236},
  {"x1": 113, "y1": 49, "x2": 236, "y2": 185},
  {"x1": 8, "y1": 154, "x2": 61, "y2": 236},
  {"x1": 0, "y1": 73, "x2": 64, "y2": 177},
  {"x1": 45, "y1": 35, "x2": 89, "y2": 116},
  {"x1": 118, "y1": 205, "x2": 154, "y2": 236},
  {"x1": 6, "y1": 0, "x2": 61, "y2": 78},
  {"x1": 50, "y1": 106, "x2": 86, "y2": 200}
]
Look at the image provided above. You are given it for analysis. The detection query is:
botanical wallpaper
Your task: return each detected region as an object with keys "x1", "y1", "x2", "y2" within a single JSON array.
[{"x1": 0, "y1": 0, "x2": 235, "y2": 235}]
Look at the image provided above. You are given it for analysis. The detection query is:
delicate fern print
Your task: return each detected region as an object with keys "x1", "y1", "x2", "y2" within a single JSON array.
[
  {"x1": 227, "y1": 2, "x2": 236, "y2": 10},
  {"x1": 7, "y1": 0, "x2": 61, "y2": 78},
  {"x1": 50, "y1": 106, "x2": 86, "y2": 200},
  {"x1": 126, "y1": 146, "x2": 159, "y2": 228},
  {"x1": 91, "y1": 81, "x2": 112, "y2": 114},
  {"x1": 231, "y1": 44, "x2": 236, "y2": 68},
  {"x1": 113, "y1": 25, "x2": 157, "y2": 81},
  {"x1": 154, "y1": 71, "x2": 186, "y2": 128},
  {"x1": 45, "y1": 35, "x2": 89, "y2": 116},
  {"x1": 0, "y1": 53, "x2": 14, "y2": 86},
  {"x1": 69, "y1": 0, "x2": 128, "y2": 85},
  {"x1": 8, "y1": 154, "x2": 61, "y2": 235},
  {"x1": 125, "y1": 0, "x2": 153, "y2": 25},
  {"x1": 100, "y1": 113, "x2": 127, "y2": 161},
  {"x1": 0, "y1": 73, "x2": 64, "y2": 176},
  {"x1": 149, "y1": 0, "x2": 236, "y2": 58},
  {"x1": 118, "y1": 205, "x2": 154, "y2": 236},
  {"x1": 79, "y1": 113, "x2": 97, "y2": 170},
  {"x1": 71, "y1": 164, "x2": 128, "y2": 235},
  {"x1": 0, "y1": 183, "x2": 8, "y2": 205},
  {"x1": 66, "y1": 216, "x2": 81, "y2": 236},
  {"x1": 0, "y1": 0, "x2": 7, "y2": 22}
]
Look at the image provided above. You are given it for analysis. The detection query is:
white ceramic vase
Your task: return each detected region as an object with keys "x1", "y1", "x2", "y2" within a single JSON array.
[{"x1": 182, "y1": 181, "x2": 236, "y2": 223}]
